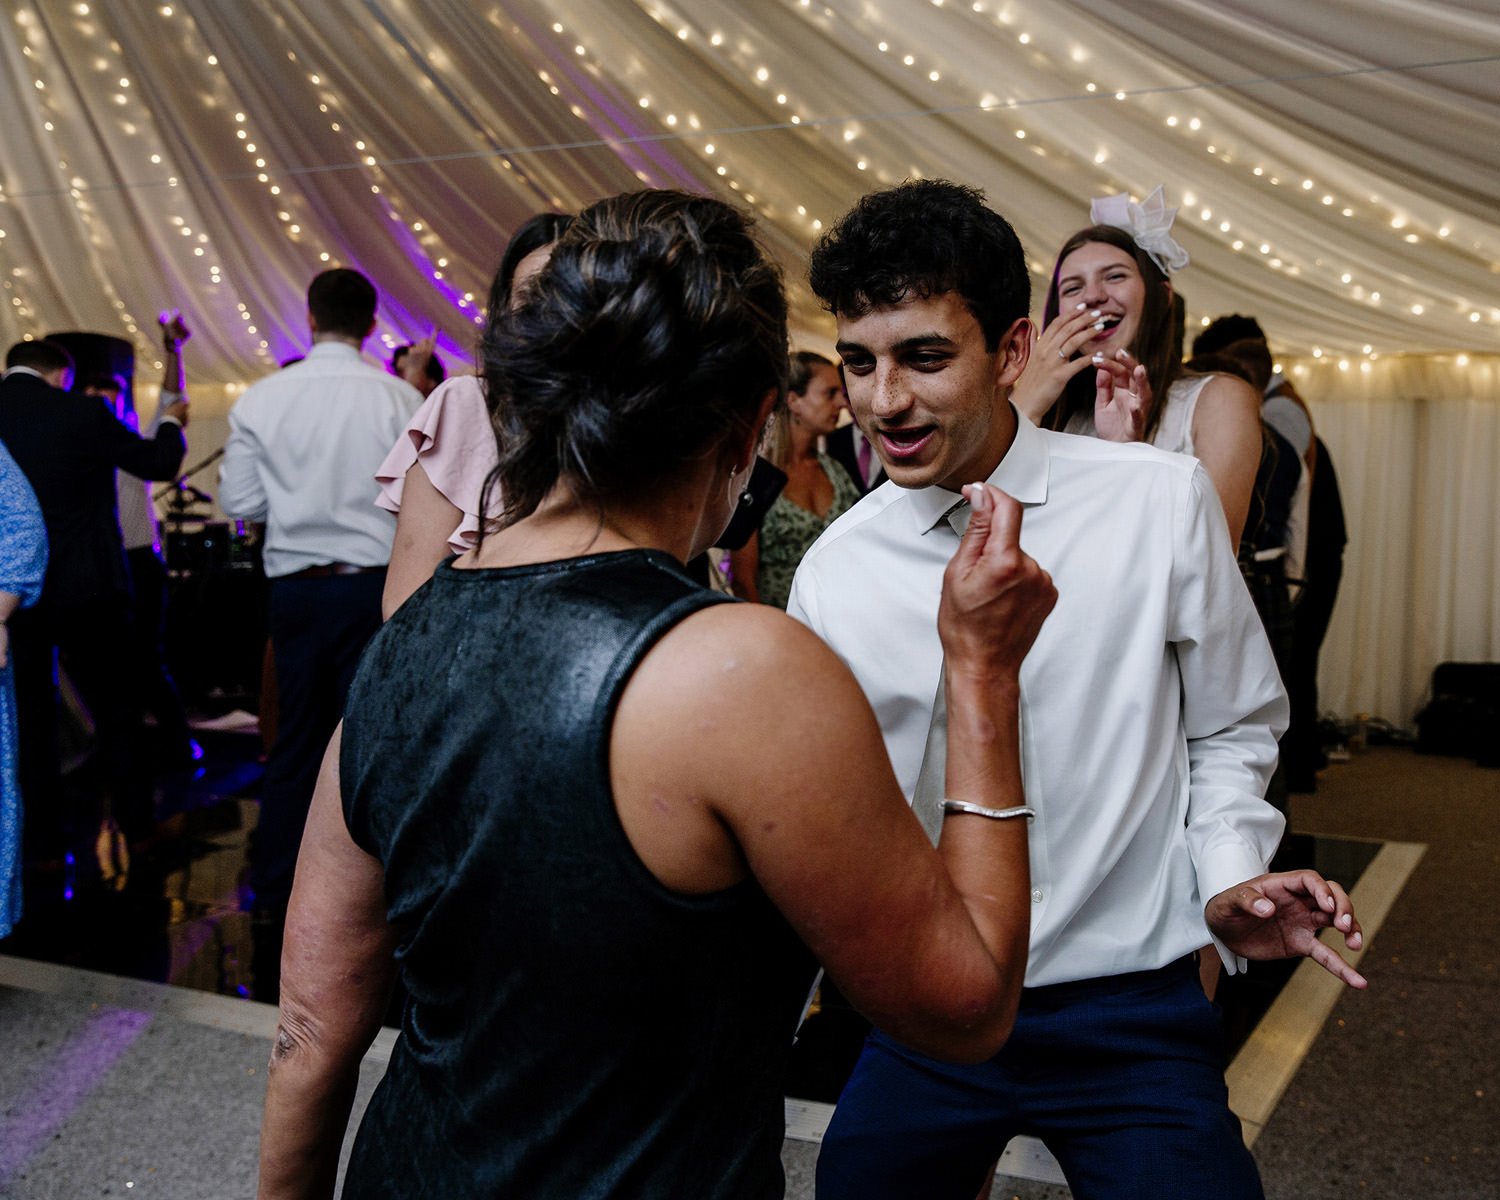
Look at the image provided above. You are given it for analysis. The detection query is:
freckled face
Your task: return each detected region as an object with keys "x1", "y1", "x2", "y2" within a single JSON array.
[
  {"x1": 1053, "y1": 241, "x2": 1148, "y2": 351},
  {"x1": 836, "y1": 291, "x2": 1025, "y2": 493}
]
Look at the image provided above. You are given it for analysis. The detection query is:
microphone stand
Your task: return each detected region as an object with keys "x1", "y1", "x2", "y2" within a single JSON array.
[
  {"x1": 153, "y1": 446, "x2": 224, "y2": 503},
  {"x1": 155, "y1": 449, "x2": 223, "y2": 573}
]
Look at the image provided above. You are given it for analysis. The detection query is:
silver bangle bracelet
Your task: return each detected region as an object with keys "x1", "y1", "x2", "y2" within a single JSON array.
[{"x1": 940, "y1": 799, "x2": 1035, "y2": 822}]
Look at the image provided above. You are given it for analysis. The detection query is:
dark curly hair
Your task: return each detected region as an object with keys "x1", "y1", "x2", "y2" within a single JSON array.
[
  {"x1": 480, "y1": 190, "x2": 789, "y2": 528},
  {"x1": 808, "y1": 180, "x2": 1030, "y2": 351}
]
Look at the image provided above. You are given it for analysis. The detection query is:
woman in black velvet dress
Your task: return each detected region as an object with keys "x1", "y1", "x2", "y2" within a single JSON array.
[{"x1": 257, "y1": 189, "x2": 1057, "y2": 1199}]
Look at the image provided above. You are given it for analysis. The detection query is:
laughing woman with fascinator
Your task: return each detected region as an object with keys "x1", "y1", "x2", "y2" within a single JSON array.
[
  {"x1": 258, "y1": 189, "x2": 1058, "y2": 1199},
  {"x1": 1012, "y1": 187, "x2": 1262, "y2": 547}
]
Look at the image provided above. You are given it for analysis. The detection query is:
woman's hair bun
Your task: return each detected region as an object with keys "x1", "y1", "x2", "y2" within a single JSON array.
[{"x1": 482, "y1": 190, "x2": 788, "y2": 526}]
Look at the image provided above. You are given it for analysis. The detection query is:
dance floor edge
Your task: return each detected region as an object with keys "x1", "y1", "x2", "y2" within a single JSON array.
[{"x1": 0, "y1": 836, "x2": 1421, "y2": 1198}]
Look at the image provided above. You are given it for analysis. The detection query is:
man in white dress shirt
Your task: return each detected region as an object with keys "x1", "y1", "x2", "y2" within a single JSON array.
[
  {"x1": 220, "y1": 269, "x2": 420, "y2": 992},
  {"x1": 789, "y1": 181, "x2": 1366, "y2": 1200}
]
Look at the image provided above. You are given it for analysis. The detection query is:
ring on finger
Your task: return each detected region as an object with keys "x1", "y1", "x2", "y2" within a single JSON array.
[{"x1": 1057, "y1": 348, "x2": 1067, "y2": 360}]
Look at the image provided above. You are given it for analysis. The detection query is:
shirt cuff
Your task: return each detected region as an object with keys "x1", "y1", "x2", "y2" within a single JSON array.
[
  {"x1": 1196, "y1": 845, "x2": 1269, "y2": 977},
  {"x1": 157, "y1": 414, "x2": 183, "y2": 428},
  {"x1": 1210, "y1": 935, "x2": 1249, "y2": 977}
]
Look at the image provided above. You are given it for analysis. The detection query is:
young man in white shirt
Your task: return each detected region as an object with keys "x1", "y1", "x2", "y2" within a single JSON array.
[
  {"x1": 220, "y1": 269, "x2": 420, "y2": 997},
  {"x1": 788, "y1": 181, "x2": 1366, "y2": 1200}
]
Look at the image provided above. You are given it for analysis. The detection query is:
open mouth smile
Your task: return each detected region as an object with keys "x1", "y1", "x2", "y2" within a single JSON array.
[{"x1": 877, "y1": 426, "x2": 936, "y2": 460}]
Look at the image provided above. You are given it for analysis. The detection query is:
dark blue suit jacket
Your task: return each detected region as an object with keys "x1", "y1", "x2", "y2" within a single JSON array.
[
  {"x1": 825, "y1": 422, "x2": 885, "y2": 496},
  {"x1": 0, "y1": 371, "x2": 185, "y2": 603}
]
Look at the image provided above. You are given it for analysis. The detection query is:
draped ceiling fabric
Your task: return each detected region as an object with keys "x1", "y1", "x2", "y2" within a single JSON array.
[{"x1": 0, "y1": 0, "x2": 1497, "y2": 721}]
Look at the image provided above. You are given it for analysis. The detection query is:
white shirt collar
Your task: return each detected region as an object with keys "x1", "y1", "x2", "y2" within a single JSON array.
[
  {"x1": 1, "y1": 366, "x2": 46, "y2": 382},
  {"x1": 305, "y1": 340, "x2": 366, "y2": 362},
  {"x1": 907, "y1": 403, "x2": 1051, "y2": 535}
]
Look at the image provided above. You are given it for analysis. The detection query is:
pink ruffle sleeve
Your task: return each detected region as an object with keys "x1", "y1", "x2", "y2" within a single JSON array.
[{"x1": 374, "y1": 374, "x2": 500, "y2": 553}]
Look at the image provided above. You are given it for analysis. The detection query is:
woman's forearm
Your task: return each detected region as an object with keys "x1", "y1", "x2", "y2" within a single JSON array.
[
  {"x1": 258, "y1": 1032, "x2": 368, "y2": 1199},
  {"x1": 257, "y1": 727, "x2": 397, "y2": 1197}
]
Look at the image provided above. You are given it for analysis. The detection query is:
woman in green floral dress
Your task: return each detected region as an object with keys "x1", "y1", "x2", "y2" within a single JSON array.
[{"x1": 730, "y1": 351, "x2": 861, "y2": 609}]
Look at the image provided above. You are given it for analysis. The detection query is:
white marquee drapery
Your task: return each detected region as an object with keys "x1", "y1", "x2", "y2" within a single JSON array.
[{"x1": 1, "y1": 0, "x2": 1497, "y2": 725}]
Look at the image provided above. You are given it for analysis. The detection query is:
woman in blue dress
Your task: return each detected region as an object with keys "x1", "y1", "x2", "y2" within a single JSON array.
[{"x1": 0, "y1": 438, "x2": 47, "y2": 939}]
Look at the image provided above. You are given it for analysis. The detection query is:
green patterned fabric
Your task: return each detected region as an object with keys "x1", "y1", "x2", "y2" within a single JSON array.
[{"x1": 756, "y1": 453, "x2": 861, "y2": 609}]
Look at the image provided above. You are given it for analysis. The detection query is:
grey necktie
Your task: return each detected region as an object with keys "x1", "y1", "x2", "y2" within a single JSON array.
[{"x1": 911, "y1": 499, "x2": 970, "y2": 842}]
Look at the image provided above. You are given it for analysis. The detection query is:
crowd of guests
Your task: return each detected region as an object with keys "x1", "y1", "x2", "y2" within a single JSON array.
[{"x1": 0, "y1": 174, "x2": 1359, "y2": 1199}]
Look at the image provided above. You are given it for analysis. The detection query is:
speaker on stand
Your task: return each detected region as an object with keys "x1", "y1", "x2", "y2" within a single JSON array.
[{"x1": 153, "y1": 468, "x2": 269, "y2": 718}]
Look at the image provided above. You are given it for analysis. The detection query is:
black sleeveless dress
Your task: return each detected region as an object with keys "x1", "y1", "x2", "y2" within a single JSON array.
[{"x1": 339, "y1": 550, "x2": 817, "y2": 1198}]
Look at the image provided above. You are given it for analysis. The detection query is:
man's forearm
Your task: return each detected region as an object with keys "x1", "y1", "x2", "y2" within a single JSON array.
[{"x1": 162, "y1": 349, "x2": 184, "y2": 394}]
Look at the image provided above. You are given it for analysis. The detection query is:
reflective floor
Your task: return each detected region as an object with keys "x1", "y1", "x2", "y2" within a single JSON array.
[{"x1": 4, "y1": 727, "x2": 269, "y2": 1001}]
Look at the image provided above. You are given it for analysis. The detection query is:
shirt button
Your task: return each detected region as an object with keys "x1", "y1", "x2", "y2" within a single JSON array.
[{"x1": 1031, "y1": 888, "x2": 1043, "y2": 903}]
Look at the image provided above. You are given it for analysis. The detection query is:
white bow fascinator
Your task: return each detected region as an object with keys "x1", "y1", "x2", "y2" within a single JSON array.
[{"x1": 1089, "y1": 185, "x2": 1190, "y2": 275}]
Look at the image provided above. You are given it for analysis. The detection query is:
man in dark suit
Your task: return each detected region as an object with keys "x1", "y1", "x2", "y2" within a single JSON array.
[
  {"x1": 0, "y1": 338, "x2": 188, "y2": 855},
  {"x1": 825, "y1": 410, "x2": 887, "y2": 496}
]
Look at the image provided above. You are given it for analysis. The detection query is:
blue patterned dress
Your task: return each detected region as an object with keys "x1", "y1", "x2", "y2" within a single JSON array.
[{"x1": 0, "y1": 439, "x2": 47, "y2": 938}]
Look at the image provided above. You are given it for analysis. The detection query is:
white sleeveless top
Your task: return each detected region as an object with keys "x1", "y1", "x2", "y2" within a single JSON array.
[{"x1": 1063, "y1": 373, "x2": 1213, "y2": 456}]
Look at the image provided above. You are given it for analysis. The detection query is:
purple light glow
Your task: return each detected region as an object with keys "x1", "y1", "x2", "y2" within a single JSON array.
[
  {"x1": 0, "y1": 1007, "x2": 154, "y2": 1184},
  {"x1": 553, "y1": 58, "x2": 704, "y2": 192}
]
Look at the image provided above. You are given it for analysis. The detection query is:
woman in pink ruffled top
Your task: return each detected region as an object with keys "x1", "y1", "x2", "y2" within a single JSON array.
[{"x1": 375, "y1": 213, "x2": 572, "y2": 617}]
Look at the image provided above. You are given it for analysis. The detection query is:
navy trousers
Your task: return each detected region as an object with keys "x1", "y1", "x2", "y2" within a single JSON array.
[
  {"x1": 251, "y1": 570, "x2": 384, "y2": 912},
  {"x1": 816, "y1": 957, "x2": 1263, "y2": 1200}
]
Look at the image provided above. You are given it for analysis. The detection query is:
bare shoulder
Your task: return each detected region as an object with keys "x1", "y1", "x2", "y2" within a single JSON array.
[
  {"x1": 617, "y1": 598, "x2": 878, "y2": 781},
  {"x1": 637, "y1": 600, "x2": 855, "y2": 712},
  {"x1": 1196, "y1": 371, "x2": 1262, "y2": 418},
  {"x1": 1191, "y1": 373, "x2": 1263, "y2": 454}
]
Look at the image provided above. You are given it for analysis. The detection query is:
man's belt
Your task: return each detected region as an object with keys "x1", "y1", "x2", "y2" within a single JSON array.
[{"x1": 284, "y1": 562, "x2": 383, "y2": 579}]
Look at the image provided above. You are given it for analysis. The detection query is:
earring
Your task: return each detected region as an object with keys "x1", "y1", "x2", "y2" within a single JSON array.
[{"x1": 729, "y1": 461, "x2": 752, "y2": 507}]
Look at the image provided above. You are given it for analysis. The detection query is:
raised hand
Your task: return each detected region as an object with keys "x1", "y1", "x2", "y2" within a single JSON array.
[
  {"x1": 399, "y1": 332, "x2": 437, "y2": 389},
  {"x1": 1093, "y1": 348, "x2": 1150, "y2": 443},
  {"x1": 1205, "y1": 869, "x2": 1368, "y2": 988},
  {"x1": 160, "y1": 309, "x2": 191, "y2": 351},
  {"x1": 938, "y1": 483, "x2": 1057, "y2": 681},
  {"x1": 1011, "y1": 308, "x2": 1103, "y2": 424}
]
